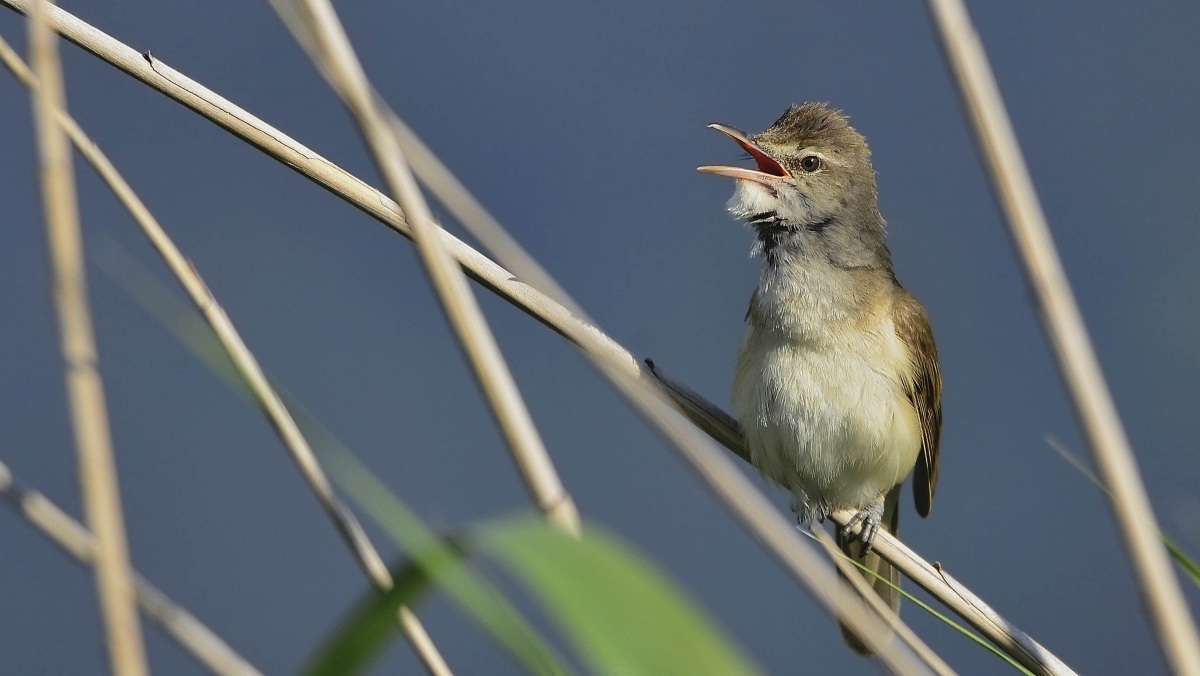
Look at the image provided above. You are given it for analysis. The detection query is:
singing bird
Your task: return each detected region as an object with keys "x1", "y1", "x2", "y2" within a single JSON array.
[{"x1": 699, "y1": 103, "x2": 942, "y2": 652}]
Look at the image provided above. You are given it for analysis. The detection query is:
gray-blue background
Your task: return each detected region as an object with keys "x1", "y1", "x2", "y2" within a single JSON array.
[{"x1": 2, "y1": 2, "x2": 1199, "y2": 674}]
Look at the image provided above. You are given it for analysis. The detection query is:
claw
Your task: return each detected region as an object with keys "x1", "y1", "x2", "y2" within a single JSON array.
[
  {"x1": 841, "y1": 501, "x2": 885, "y2": 557},
  {"x1": 789, "y1": 493, "x2": 820, "y2": 526}
]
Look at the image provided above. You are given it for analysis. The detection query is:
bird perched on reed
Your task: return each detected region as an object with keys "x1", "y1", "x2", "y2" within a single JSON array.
[{"x1": 700, "y1": 102, "x2": 942, "y2": 653}]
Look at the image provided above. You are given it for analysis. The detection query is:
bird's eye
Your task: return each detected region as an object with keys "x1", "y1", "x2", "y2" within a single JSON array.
[{"x1": 799, "y1": 155, "x2": 824, "y2": 173}]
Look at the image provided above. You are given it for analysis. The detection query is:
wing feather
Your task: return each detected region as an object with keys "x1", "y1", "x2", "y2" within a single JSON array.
[{"x1": 893, "y1": 290, "x2": 942, "y2": 517}]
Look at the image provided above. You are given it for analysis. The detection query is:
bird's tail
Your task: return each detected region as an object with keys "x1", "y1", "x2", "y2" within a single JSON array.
[{"x1": 837, "y1": 485, "x2": 901, "y2": 655}]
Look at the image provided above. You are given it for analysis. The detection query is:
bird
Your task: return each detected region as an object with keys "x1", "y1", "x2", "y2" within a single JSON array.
[{"x1": 698, "y1": 102, "x2": 942, "y2": 653}]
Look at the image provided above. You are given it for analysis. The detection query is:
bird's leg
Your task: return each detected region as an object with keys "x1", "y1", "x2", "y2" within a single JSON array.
[{"x1": 842, "y1": 497, "x2": 886, "y2": 557}]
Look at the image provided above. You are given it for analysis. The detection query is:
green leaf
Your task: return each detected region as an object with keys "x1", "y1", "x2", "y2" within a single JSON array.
[
  {"x1": 1164, "y1": 536, "x2": 1200, "y2": 590},
  {"x1": 97, "y1": 253, "x2": 569, "y2": 675},
  {"x1": 472, "y1": 515, "x2": 762, "y2": 676},
  {"x1": 297, "y1": 411, "x2": 571, "y2": 676},
  {"x1": 307, "y1": 557, "x2": 433, "y2": 675}
]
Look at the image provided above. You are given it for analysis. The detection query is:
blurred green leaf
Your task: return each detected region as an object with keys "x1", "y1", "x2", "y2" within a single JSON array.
[
  {"x1": 1164, "y1": 537, "x2": 1200, "y2": 590},
  {"x1": 472, "y1": 515, "x2": 763, "y2": 676},
  {"x1": 307, "y1": 557, "x2": 432, "y2": 675},
  {"x1": 311, "y1": 511, "x2": 764, "y2": 676},
  {"x1": 97, "y1": 251, "x2": 569, "y2": 675},
  {"x1": 289, "y1": 401, "x2": 571, "y2": 676}
]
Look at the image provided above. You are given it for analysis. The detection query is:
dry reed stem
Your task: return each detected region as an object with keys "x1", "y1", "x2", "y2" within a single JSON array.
[
  {"x1": 0, "y1": 2, "x2": 1068, "y2": 672},
  {"x1": 0, "y1": 32, "x2": 450, "y2": 676},
  {"x1": 925, "y1": 1, "x2": 1200, "y2": 673},
  {"x1": 24, "y1": 2, "x2": 148, "y2": 673},
  {"x1": 272, "y1": 0, "x2": 580, "y2": 536},
  {"x1": 383, "y1": 114, "x2": 587, "y2": 320},
  {"x1": 834, "y1": 509, "x2": 1074, "y2": 676},
  {"x1": 809, "y1": 527, "x2": 955, "y2": 676},
  {"x1": 0, "y1": 459, "x2": 262, "y2": 675}
]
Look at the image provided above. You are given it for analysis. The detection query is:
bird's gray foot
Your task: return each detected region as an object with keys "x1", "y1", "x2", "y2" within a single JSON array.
[
  {"x1": 842, "y1": 499, "x2": 886, "y2": 557},
  {"x1": 789, "y1": 493, "x2": 820, "y2": 526}
]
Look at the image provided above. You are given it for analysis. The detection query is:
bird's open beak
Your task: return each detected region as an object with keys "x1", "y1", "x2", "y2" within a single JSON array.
[{"x1": 698, "y1": 123, "x2": 791, "y2": 183}]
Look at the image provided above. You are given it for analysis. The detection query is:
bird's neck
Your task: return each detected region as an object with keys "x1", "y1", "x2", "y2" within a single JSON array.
[
  {"x1": 729, "y1": 186, "x2": 892, "y2": 272},
  {"x1": 751, "y1": 208, "x2": 892, "y2": 269},
  {"x1": 750, "y1": 229, "x2": 897, "y2": 340}
]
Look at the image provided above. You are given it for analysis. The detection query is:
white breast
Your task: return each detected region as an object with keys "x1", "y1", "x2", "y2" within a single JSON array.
[{"x1": 732, "y1": 268, "x2": 922, "y2": 521}]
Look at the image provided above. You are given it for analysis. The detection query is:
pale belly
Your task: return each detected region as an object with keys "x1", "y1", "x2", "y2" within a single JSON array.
[{"x1": 732, "y1": 329, "x2": 922, "y2": 520}]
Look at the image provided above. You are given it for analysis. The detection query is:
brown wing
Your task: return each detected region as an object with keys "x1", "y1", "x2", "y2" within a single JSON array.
[{"x1": 893, "y1": 289, "x2": 943, "y2": 518}]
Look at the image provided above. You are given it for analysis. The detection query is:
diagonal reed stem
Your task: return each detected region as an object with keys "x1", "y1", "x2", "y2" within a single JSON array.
[
  {"x1": 25, "y1": 1, "x2": 148, "y2": 673},
  {"x1": 0, "y1": 458, "x2": 263, "y2": 676},
  {"x1": 834, "y1": 508, "x2": 1073, "y2": 675},
  {"x1": 924, "y1": 1, "x2": 1200, "y2": 674},
  {"x1": 271, "y1": 0, "x2": 580, "y2": 536},
  {"x1": 0, "y1": 31, "x2": 451, "y2": 676},
  {"x1": 809, "y1": 527, "x2": 955, "y2": 676}
]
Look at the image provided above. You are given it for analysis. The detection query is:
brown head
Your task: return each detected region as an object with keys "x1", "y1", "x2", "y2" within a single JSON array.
[{"x1": 700, "y1": 102, "x2": 890, "y2": 271}]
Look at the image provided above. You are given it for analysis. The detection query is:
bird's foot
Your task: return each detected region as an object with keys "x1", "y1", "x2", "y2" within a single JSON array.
[
  {"x1": 842, "y1": 501, "x2": 885, "y2": 557},
  {"x1": 789, "y1": 494, "x2": 822, "y2": 527}
]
